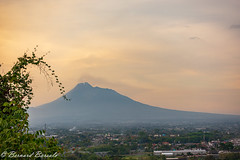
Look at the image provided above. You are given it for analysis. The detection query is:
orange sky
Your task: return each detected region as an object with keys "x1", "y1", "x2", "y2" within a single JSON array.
[{"x1": 1, "y1": 0, "x2": 240, "y2": 115}]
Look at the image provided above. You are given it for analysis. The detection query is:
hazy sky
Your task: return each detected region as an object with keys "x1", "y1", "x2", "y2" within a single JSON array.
[{"x1": 1, "y1": 0, "x2": 240, "y2": 115}]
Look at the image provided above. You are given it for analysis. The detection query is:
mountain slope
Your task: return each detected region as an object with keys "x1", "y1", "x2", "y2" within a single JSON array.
[{"x1": 28, "y1": 82, "x2": 240, "y2": 126}]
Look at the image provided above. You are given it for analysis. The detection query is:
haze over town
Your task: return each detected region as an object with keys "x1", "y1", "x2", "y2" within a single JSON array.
[{"x1": 1, "y1": 0, "x2": 240, "y2": 115}]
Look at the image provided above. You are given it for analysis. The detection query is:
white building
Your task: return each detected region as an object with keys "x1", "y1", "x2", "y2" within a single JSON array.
[{"x1": 154, "y1": 149, "x2": 206, "y2": 156}]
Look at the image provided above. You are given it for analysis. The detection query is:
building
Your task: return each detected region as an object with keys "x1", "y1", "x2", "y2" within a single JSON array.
[
  {"x1": 154, "y1": 149, "x2": 206, "y2": 156},
  {"x1": 45, "y1": 135, "x2": 58, "y2": 138},
  {"x1": 94, "y1": 152, "x2": 108, "y2": 157}
]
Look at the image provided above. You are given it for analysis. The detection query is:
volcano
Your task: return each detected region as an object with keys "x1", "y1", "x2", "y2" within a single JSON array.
[{"x1": 28, "y1": 82, "x2": 240, "y2": 126}]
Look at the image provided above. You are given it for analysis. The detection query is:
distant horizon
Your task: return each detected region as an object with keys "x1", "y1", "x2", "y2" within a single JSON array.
[{"x1": 1, "y1": 0, "x2": 240, "y2": 115}]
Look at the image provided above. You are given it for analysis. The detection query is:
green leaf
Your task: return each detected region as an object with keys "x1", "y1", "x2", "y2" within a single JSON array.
[
  {"x1": 3, "y1": 107, "x2": 8, "y2": 112},
  {"x1": 3, "y1": 102, "x2": 9, "y2": 107}
]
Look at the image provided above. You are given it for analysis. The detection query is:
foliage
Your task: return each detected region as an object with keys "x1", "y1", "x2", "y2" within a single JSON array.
[
  {"x1": 65, "y1": 151, "x2": 167, "y2": 160},
  {"x1": 87, "y1": 144, "x2": 131, "y2": 156},
  {"x1": 204, "y1": 155, "x2": 216, "y2": 160},
  {"x1": 219, "y1": 142, "x2": 234, "y2": 151},
  {"x1": 219, "y1": 152, "x2": 240, "y2": 160},
  {"x1": 0, "y1": 47, "x2": 68, "y2": 159}
]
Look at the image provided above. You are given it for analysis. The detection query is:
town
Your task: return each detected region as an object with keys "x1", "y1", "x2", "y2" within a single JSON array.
[{"x1": 31, "y1": 122, "x2": 240, "y2": 160}]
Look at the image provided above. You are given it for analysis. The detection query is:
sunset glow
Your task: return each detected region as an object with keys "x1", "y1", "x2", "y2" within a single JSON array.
[{"x1": 1, "y1": 0, "x2": 240, "y2": 114}]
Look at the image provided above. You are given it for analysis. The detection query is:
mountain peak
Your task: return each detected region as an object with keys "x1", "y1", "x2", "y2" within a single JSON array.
[{"x1": 76, "y1": 82, "x2": 92, "y2": 88}]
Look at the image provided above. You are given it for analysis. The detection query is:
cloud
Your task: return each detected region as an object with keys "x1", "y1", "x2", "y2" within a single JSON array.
[
  {"x1": 189, "y1": 36, "x2": 201, "y2": 40},
  {"x1": 230, "y1": 24, "x2": 240, "y2": 29}
]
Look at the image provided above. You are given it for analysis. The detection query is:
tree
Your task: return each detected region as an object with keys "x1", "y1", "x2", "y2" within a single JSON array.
[
  {"x1": 0, "y1": 47, "x2": 68, "y2": 159},
  {"x1": 205, "y1": 155, "x2": 216, "y2": 160},
  {"x1": 219, "y1": 142, "x2": 234, "y2": 151},
  {"x1": 219, "y1": 153, "x2": 240, "y2": 160}
]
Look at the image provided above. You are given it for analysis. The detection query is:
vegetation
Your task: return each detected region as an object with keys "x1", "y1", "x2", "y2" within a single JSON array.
[
  {"x1": 66, "y1": 151, "x2": 167, "y2": 160},
  {"x1": 0, "y1": 47, "x2": 67, "y2": 159},
  {"x1": 53, "y1": 125, "x2": 240, "y2": 160}
]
